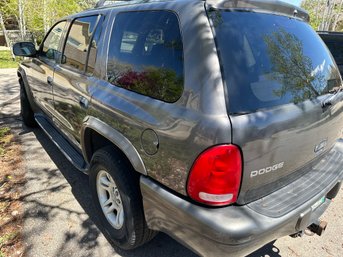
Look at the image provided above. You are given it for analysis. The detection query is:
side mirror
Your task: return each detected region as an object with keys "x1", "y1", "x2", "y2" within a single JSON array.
[{"x1": 13, "y1": 42, "x2": 37, "y2": 57}]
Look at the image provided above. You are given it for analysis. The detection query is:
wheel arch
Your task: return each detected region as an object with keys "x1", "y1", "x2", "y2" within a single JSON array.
[
  {"x1": 17, "y1": 66, "x2": 27, "y2": 86},
  {"x1": 81, "y1": 116, "x2": 147, "y2": 175},
  {"x1": 18, "y1": 67, "x2": 40, "y2": 111}
]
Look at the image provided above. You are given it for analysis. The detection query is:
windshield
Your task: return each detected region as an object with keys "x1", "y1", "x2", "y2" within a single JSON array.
[{"x1": 209, "y1": 10, "x2": 342, "y2": 114}]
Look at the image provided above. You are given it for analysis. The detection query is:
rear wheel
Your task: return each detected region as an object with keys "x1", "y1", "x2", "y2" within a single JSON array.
[
  {"x1": 89, "y1": 146, "x2": 156, "y2": 249},
  {"x1": 20, "y1": 80, "x2": 36, "y2": 127}
]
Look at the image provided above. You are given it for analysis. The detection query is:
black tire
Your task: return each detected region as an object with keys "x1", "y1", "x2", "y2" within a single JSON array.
[
  {"x1": 89, "y1": 146, "x2": 157, "y2": 250},
  {"x1": 20, "y1": 80, "x2": 37, "y2": 127}
]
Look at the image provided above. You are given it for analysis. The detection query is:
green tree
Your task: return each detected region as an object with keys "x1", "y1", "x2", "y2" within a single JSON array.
[
  {"x1": 302, "y1": 0, "x2": 343, "y2": 31},
  {"x1": 0, "y1": 0, "x2": 20, "y2": 51},
  {"x1": 25, "y1": 0, "x2": 97, "y2": 43},
  {"x1": 264, "y1": 28, "x2": 325, "y2": 103},
  {"x1": 0, "y1": 0, "x2": 18, "y2": 22},
  {"x1": 0, "y1": 0, "x2": 98, "y2": 44}
]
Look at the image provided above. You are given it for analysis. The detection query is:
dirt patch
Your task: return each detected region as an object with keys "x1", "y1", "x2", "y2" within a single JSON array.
[{"x1": 0, "y1": 127, "x2": 25, "y2": 257}]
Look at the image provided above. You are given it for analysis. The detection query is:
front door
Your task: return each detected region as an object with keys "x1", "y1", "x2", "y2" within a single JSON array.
[{"x1": 28, "y1": 21, "x2": 68, "y2": 117}]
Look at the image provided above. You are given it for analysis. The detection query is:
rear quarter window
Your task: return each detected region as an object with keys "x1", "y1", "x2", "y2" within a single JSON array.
[{"x1": 107, "y1": 11, "x2": 184, "y2": 103}]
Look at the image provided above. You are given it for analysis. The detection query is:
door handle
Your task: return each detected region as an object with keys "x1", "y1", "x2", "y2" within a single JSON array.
[
  {"x1": 47, "y1": 76, "x2": 53, "y2": 85},
  {"x1": 79, "y1": 96, "x2": 89, "y2": 109}
]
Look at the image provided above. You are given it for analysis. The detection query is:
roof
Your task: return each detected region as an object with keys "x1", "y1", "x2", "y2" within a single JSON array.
[
  {"x1": 318, "y1": 31, "x2": 343, "y2": 36},
  {"x1": 318, "y1": 31, "x2": 343, "y2": 42},
  {"x1": 80, "y1": 0, "x2": 309, "y2": 23},
  {"x1": 206, "y1": 0, "x2": 309, "y2": 22},
  {"x1": 94, "y1": 0, "x2": 178, "y2": 9}
]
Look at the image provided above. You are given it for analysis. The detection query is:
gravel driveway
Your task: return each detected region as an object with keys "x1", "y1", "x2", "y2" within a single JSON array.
[{"x1": 0, "y1": 68, "x2": 342, "y2": 257}]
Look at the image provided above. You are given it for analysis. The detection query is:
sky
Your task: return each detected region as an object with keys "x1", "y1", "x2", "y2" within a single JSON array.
[{"x1": 281, "y1": 0, "x2": 303, "y2": 6}]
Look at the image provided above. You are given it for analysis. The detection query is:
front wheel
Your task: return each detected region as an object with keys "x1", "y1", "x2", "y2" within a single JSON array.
[{"x1": 89, "y1": 146, "x2": 156, "y2": 249}]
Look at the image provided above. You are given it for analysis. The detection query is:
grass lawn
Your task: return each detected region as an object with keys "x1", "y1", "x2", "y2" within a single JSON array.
[{"x1": 0, "y1": 50, "x2": 19, "y2": 69}]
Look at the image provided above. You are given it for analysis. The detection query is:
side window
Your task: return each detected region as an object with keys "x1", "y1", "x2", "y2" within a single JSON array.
[
  {"x1": 41, "y1": 21, "x2": 67, "y2": 61},
  {"x1": 62, "y1": 16, "x2": 99, "y2": 73},
  {"x1": 87, "y1": 16, "x2": 104, "y2": 75},
  {"x1": 107, "y1": 11, "x2": 184, "y2": 103}
]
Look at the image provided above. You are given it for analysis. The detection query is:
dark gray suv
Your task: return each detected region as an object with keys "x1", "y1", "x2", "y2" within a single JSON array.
[{"x1": 13, "y1": 0, "x2": 343, "y2": 256}]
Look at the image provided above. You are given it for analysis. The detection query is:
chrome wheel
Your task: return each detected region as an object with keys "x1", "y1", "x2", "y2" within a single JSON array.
[{"x1": 96, "y1": 170, "x2": 124, "y2": 229}]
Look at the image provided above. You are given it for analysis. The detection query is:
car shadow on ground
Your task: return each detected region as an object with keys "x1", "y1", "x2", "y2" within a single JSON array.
[{"x1": 29, "y1": 126, "x2": 282, "y2": 257}]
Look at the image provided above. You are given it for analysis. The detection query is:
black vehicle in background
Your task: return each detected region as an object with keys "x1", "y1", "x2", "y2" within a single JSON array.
[{"x1": 319, "y1": 31, "x2": 343, "y2": 76}]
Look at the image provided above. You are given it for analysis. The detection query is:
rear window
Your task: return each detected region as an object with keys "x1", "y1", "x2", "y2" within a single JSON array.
[{"x1": 210, "y1": 11, "x2": 342, "y2": 114}]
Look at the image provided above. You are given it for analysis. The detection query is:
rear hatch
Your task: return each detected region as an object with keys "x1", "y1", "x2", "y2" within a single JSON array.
[{"x1": 207, "y1": 1, "x2": 343, "y2": 204}]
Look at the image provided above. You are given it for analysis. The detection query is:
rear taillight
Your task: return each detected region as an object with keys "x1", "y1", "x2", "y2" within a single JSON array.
[{"x1": 187, "y1": 144, "x2": 242, "y2": 206}]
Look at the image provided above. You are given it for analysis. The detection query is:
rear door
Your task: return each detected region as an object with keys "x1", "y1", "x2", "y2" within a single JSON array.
[
  {"x1": 209, "y1": 10, "x2": 343, "y2": 204},
  {"x1": 52, "y1": 15, "x2": 104, "y2": 148}
]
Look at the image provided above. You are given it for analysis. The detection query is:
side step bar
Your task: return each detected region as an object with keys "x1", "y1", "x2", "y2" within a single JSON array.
[{"x1": 35, "y1": 114, "x2": 88, "y2": 173}]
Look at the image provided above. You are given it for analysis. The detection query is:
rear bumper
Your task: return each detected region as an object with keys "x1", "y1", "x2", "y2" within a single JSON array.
[{"x1": 140, "y1": 146, "x2": 343, "y2": 257}]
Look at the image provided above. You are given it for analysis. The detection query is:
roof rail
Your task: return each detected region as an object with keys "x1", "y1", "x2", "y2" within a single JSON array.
[
  {"x1": 94, "y1": 0, "x2": 170, "y2": 8},
  {"x1": 95, "y1": 0, "x2": 128, "y2": 8}
]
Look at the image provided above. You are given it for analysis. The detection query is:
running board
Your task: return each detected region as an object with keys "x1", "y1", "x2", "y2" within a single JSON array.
[{"x1": 35, "y1": 114, "x2": 88, "y2": 172}]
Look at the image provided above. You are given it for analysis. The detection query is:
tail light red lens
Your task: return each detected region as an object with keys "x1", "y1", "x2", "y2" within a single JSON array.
[{"x1": 187, "y1": 144, "x2": 242, "y2": 206}]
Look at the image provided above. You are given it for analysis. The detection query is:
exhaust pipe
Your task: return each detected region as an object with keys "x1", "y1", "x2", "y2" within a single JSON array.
[{"x1": 307, "y1": 220, "x2": 328, "y2": 236}]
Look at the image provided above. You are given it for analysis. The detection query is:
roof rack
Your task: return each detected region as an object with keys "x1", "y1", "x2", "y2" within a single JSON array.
[
  {"x1": 95, "y1": 0, "x2": 168, "y2": 8},
  {"x1": 95, "y1": 0, "x2": 129, "y2": 8}
]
